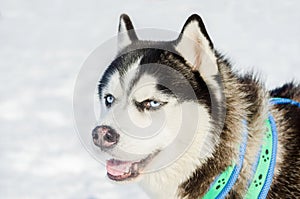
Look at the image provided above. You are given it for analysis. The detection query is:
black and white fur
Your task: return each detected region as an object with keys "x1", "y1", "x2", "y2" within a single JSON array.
[{"x1": 92, "y1": 14, "x2": 300, "y2": 198}]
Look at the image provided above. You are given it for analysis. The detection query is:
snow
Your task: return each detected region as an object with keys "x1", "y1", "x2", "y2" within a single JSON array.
[{"x1": 0, "y1": 0, "x2": 299, "y2": 198}]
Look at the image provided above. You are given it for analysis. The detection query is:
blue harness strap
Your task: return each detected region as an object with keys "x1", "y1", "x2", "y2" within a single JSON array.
[
  {"x1": 202, "y1": 121, "x2": 248, "y2": 199},
  {"x1": 248, "y1": 97, "x2": 300, "y2": 199},
  {"x1": 202, "y1": 97, "x2": 300, "y2": 199},
  {"x1": 270, "y1": 97, "x2": 300, "y2": 108}
]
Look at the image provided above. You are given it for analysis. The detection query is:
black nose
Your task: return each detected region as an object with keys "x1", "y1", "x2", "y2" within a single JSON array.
[{"x1": 92, "y1": 125, "x2": 120, "y2": 149}]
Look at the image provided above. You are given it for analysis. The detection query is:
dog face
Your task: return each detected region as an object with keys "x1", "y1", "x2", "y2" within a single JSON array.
[{"x1": 92, "y1": 14, "x2": 222, "y2": 183}]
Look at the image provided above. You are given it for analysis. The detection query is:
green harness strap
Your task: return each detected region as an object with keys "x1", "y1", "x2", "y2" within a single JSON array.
[
  {"x1": 202, "y1": 165, "x2": 235, "y2": 199},
  {"x1": 202, "y1": 119, "x2": 274, "y2": 199},
  {"x1": 201, "y1": 97, "x2": 300, "y2": 198},
  {"x1": 245, "y1": 119, "x2": 273, "y2": 198}
]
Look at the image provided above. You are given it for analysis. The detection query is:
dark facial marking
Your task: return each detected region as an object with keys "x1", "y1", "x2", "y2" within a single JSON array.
[{"x1": 99, "y1": 45, "x2": 212, "y2": 111}]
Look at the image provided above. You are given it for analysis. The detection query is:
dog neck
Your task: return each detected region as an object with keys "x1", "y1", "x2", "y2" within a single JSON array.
[
  {"x1": 139, "y1": 59, "x2": 282, "y2": 198},
  {"x1": 139, "y1": 108, "x2": 216, "y2": 199}
]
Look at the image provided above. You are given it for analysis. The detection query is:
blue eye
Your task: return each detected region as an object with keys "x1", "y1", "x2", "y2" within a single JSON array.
[
  {"x1": 142, "y1": 99, "x2": 166, "y2": 110},
  {"x1": 104, "y1": 94, "x2": 115, "y2": 107},
  {"x1": 149, "y1": 100, "x2": 161, "y2": 108},
  {"x1": 135, "y1": 99, "x2": 167, "y2": 111}
]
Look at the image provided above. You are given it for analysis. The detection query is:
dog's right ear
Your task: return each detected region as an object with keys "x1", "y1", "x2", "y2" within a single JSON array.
[{"x1": 118, "y1": 14, "x2": 138, "y2": 50}]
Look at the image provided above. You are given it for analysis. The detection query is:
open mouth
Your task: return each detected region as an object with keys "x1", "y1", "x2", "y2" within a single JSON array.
[{"x1": 106, "y1": 152, "x2": 158, "y2": 181}]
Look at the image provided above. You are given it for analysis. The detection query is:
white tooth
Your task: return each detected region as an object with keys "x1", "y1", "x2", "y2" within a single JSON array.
[{"x1": 133, "y1": 163, "x2": 139, "y2": 171}]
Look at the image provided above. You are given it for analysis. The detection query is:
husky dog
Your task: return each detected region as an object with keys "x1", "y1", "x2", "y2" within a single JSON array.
[{"x1": 92, "y1": 14, "x2": 300, "y2": 198}]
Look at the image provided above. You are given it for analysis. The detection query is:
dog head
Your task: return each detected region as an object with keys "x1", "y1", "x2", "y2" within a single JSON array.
[{"x1": 92, "y1": 14, "x2": 223, "y2": 183}]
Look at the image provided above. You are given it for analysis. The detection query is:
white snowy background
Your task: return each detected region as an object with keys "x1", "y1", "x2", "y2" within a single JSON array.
[{"x1": 0, "y1": 0, "x2": 299, "y2": 198}]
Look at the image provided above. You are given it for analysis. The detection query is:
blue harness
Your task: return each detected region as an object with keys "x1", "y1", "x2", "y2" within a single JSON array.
[{"x1": 202, "y1": 98, "x2": 300, "y2": 199}]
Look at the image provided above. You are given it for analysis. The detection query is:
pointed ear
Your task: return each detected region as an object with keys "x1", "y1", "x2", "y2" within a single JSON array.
[
  {"x1": 118, "y1": 14, "x2": 138, "y2": 50},
  {"x1": 175, "y1": 14, "x2": 218, "y2": 79}
]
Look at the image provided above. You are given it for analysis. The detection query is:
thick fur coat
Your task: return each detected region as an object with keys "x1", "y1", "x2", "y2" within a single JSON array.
[{"x1": 93, "y1": 14, "x2": 300, "y2": 198}]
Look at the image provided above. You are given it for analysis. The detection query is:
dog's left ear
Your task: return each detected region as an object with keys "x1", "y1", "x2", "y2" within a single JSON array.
[
  {"x1": 175, "y1": 14, "x2": 218, "y2": 79},
  {"x1": 118, "y1": 14, "x2": 138, "y2": 50}
]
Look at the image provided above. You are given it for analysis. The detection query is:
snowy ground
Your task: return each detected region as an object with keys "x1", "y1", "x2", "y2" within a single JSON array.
[{"x1": 0, "y1": 1, "x2": 299, "y2": 198}]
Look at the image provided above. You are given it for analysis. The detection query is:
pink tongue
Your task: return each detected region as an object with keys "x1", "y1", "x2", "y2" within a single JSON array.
[{"x1": 106, "y1": 159, "x2": 134, "y2": 176}]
